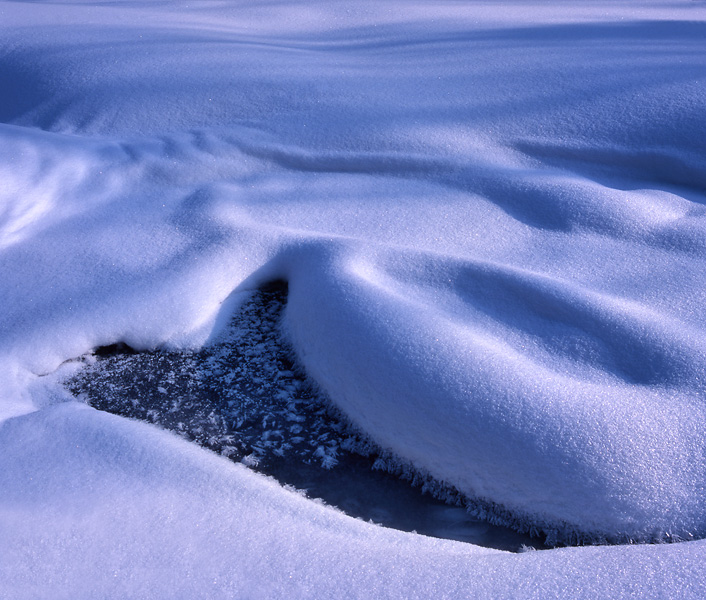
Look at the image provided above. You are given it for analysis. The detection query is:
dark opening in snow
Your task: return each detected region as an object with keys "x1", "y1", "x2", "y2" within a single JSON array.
[{"x1": 64, "y1": 281, "x2": 546, "y2": 552}]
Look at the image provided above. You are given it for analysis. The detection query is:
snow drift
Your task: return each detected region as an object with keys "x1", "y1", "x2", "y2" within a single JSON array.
[{"x1": 2, "y1": 0, "x2": 706, "y2": 596}]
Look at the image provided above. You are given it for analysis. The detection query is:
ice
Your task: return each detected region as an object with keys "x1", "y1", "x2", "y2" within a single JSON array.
[{"x1": 2, "y1": 0, "x2": 706, "y2": 596}]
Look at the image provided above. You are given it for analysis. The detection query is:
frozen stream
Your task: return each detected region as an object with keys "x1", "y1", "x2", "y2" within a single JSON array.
[{"x1": 65, "y1": 282, "x2": 544, "y2": 552}]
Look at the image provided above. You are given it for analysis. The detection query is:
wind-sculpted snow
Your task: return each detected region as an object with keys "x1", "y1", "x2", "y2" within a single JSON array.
[
  {"x1": 64, "y1": 283, "x2": 543, "y2": 551},
  {"x1": 2, "y1": 0, "x2": 706, "y2": 596},
  {"x1": 284, "y1": 247, "x2": 706, "y2": 543}
]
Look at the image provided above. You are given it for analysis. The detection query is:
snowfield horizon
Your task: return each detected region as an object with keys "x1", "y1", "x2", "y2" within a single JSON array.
[{"x1": 1, "y1": 0, "x2": 706, "y2": 598}]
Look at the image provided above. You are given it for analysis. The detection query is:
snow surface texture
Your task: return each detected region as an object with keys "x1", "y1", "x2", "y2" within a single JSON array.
[
  {"x1": 2, "y1": 0, "x2": 706, "y2": 597},
  {"x1": 65, "y1": 282, "x2": 544, "y2": 551}
]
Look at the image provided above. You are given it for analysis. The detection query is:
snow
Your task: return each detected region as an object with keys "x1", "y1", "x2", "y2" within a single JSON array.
[
  {"x1": 3, "y1": 401, "x2": 704, "y2": 600},
  {"x1": 2, "y1": 0, "x2": 706, "y2": 596}
]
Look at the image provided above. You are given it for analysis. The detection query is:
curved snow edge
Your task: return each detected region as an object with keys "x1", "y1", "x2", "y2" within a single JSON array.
[{"x1": 279, "y1": 329, "x2": 699, "y2": 548}]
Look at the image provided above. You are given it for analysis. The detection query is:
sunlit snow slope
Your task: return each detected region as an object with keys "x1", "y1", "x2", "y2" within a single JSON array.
[{"x1": 1, "y1": 0, "x2": 706, "y2": 597}]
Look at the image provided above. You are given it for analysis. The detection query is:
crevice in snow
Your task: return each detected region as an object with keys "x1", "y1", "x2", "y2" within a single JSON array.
[{"x1": 63, "y1": 280, "x2": 547, "y2": 552}]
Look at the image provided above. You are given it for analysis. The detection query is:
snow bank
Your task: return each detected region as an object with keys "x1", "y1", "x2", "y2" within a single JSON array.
[
  {"x1": 284, "y1": 245, "x2": 706, "y2": 542},
  {"x1": 2, "y1": 0, "x2": 706, "y2": 596},
  {"x1": 3, "y1": 400, "x2": 705, "y2": 599}
]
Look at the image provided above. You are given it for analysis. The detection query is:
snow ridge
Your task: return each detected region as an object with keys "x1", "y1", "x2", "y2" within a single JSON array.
[{"x1": 3, "y1": 0, "x2": 706, "y2": 596}]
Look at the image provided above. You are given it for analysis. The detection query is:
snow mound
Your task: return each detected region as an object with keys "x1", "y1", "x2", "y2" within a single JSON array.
[{"x1": 2, "y1": 0, "x2": 706, "y2": 596}]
